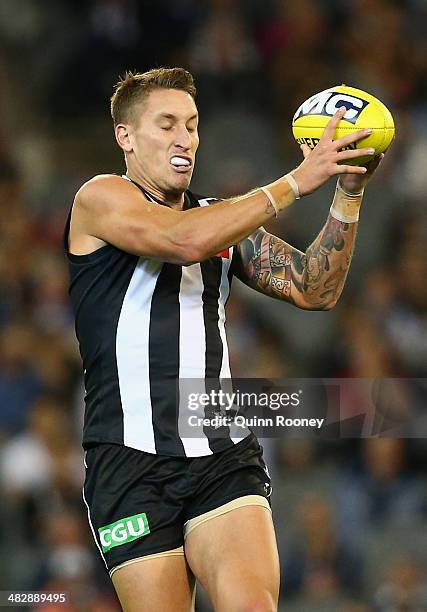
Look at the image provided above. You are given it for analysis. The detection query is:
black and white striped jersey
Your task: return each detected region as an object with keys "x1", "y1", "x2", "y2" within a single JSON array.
[{"x1": 64, "y1": 176, "x2": 249, "y2": 457}]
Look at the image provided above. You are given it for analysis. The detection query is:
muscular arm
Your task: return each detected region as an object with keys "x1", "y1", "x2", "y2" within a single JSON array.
[
  {"x1": 72, "y1": 174, "x2": 294, "y2": 266},
  {"x1": 72, "y1": 110, "x2": 374, "y2": 266},
  {"x1": 234, "y1": 215, "x2": 357, "y2": 310}
]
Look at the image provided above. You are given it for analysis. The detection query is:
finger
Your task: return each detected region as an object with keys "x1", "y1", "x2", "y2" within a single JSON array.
[
  {"x1": 363, "y1": 154, "x2": 384, "y2": 175},
  {"x1": 321, "y1": 107, "x2": 347, "y2": 141},
  {"x1": 336, "y1": 147, "x2": 375, "y2": 161},
  {"x1": 364, "y1": 153, "x2": 384, "y2": 173},
  {"x1": 334, "y1": 128, "x2": 372, "y2": 150},
  {"x1": 334, "y1": 165, "x2": 368, "y2": 175},
  {"x1": 300, "y1": 143, "x2": 311, "y2": 159}
]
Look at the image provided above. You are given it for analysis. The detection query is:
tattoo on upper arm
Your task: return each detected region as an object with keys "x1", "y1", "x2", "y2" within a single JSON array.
[{"x1": 238, "y1": 215, "x2": 356, "y2": 308}]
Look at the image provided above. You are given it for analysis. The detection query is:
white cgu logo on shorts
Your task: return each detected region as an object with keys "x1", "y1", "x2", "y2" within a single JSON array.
[
  {"x1": 98, "y1": 512, "x2": 150, "y2": 552},
  {"x1": 293, "y1": 90, "x2": 369, "y2": 124}
]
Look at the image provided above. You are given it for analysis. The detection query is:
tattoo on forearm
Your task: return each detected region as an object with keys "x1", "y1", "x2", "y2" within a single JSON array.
[
  {"x1": 241, "y1": 231, "x2": 292, "y2": 299},
  {"x1": 303, "y1": 215, "x2": 355, "y2": 307},
  {"x1": 238, "y1": 214, "x2": 357, "y2": 309}
]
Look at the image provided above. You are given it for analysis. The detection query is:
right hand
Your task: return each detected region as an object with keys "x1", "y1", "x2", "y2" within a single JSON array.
[{"x1": 291, "y1": 107, "x2": 375, "y2": 197}]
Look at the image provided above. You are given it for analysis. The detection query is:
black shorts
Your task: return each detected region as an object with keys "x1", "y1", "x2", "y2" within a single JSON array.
[{"x1": 83, "y1": 433, "x2": 271, "y2": 573}]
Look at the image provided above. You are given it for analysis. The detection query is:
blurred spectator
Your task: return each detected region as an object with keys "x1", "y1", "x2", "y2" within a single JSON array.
[
  {"x1": 372, "y1": 555, "x2": 427, "y2": 611},
  {"x1": 272, "y1": 439, "x2": 340, "y2": 524},
  {"x1": 280, "y1": 494, "x2": 363, "y2": 601},
  {"x1": 0, "y1": 324, "x2": 43, "y2": 436},
  {"x1": 187, "y1": 0, "x2": 263, "y2": 110},
  {"x1": 34, "y1": 509, "x2": 120, "y2": 611},
  {"x1": 0, "y1": 395, "x2": 84, "y2": 592},
  {"x1": 336, "y1": 439, "x2": 427, "y2": 546},
  {"x1": 1, "y1": 395, "x2": 83, "y2": 505}
]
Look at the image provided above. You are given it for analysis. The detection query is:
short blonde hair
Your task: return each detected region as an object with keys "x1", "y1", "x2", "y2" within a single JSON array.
[{"x1": 110, "y1": 67, "x2": 196, "y2": 126}]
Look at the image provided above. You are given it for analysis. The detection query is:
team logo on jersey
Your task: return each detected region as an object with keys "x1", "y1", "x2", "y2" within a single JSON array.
[
  {"x1": 293, "y1": 91, "x2": 369, "y2": 124},
  {"x1": 98, "y1": 512, "x2": 150, "y2": 553}
]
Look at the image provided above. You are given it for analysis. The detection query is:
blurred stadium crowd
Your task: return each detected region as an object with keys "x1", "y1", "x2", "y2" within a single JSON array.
[{"x1": 0, "y1": 0, "x2": 427, "y2": 610}]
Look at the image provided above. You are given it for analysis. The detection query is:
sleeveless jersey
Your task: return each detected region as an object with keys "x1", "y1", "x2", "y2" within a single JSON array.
[{"x1": 64, "y1": 177, "x2": 248, "y2": 457}]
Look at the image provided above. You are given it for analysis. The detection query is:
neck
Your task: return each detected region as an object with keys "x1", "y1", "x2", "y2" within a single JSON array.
[{"x1": 125, "y1": 169, "x2": 185, "y2": 210}]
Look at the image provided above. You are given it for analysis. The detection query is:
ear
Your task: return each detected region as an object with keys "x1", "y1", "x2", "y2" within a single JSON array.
[{"x1": 115, "y1": 123, "x2": 133, "y2": 153}]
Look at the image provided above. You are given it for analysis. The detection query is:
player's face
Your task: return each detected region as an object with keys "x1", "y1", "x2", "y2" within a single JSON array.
[{"x1": 129, "y1": 89, "x2": 199, "y2": 196}]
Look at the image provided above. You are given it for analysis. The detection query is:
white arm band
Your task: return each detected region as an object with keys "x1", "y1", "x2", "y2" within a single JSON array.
[
  {"x1": 260, "y1": 186, "x2": 279, "y2": 217},
  {"x1": 284, "y1": 173, "x2": 300, "y2": 200}
]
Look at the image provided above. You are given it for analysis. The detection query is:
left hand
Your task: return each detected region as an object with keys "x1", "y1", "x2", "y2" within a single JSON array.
[
  {"x1": 299, "y1": 140, "x2": 385, "y2": 194},
  {"x1": 336, "y1": 153, "x2": 384, "y2": 193}
]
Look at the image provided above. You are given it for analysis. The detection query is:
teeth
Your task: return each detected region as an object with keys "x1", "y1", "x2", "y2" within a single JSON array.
[{"x1": 171, "y1": 156, "x2": 191, "y2": 167}]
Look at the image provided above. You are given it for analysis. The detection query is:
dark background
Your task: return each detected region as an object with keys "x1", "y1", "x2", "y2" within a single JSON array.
[{"x1": 0, "y1": 1, "x2": 426, "y2": 610}]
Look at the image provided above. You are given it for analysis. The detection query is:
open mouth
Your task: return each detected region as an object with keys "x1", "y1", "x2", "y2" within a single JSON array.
[{"x1": 170, "y1": 156, "x2": 192, "y2": 173}]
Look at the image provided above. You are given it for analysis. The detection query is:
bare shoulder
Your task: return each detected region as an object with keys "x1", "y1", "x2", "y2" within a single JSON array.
[
  {"x1": 75, "y1": 174, "x2": 136, "y2": 210},
  {"x1": 69, "y1": 175, "x2": 141, "y2": 254}
]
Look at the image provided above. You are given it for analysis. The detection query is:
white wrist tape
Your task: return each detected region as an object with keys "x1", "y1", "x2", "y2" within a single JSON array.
[
  {"x1": 284, "y1": 173, "x2": 300, "y2": 199},
  {"x1": 330, "y1": 180, "x2": 364, "y2": 223},
  {"x1": 260, "y1": 186, "x2": 279, "y2": 217},
  {"x1": 329, "y1": 204, "x2": 359, "y2": 223}
]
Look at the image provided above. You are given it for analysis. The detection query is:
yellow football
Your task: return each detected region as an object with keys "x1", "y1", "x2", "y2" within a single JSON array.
[{"x1": 292, "y1": 85, "x2": 395, "y2": 165}]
